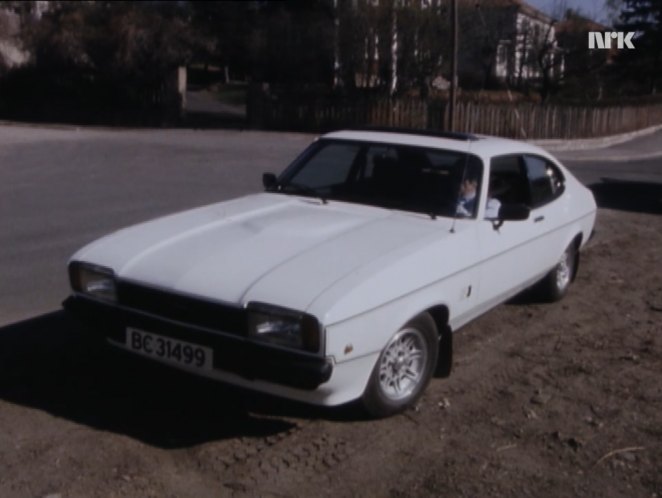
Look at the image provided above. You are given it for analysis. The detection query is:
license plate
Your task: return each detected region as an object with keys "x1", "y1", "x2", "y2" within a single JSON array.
[{"x1": 125, "y1": 328, "x2": 213, "y2": 371}]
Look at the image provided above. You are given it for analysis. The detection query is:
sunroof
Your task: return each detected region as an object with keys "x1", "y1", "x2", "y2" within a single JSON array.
[{"x1": 345, "y1": 127, "x2": 480, "y2": 142}]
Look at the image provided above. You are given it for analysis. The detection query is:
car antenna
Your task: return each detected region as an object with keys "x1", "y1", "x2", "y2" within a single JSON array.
[{"x1": 450, "y1": 141, "x2": 473, "y2": 234}]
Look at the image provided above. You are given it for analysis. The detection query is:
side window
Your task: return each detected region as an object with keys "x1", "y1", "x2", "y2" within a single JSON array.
[
  {"x1": 524, "y1": 155, "x2": 565, "y2": 207},
  {"x1": 547, "y1": 161, "x2": 565, "y2": 197},
  {"x1": 489, "y1": 155, "x2": 529, "y2": 205}
]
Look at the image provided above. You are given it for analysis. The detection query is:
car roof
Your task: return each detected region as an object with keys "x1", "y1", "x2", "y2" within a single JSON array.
[{"x1": 322, "y1": 129, "x2": 551, "y2": 159}]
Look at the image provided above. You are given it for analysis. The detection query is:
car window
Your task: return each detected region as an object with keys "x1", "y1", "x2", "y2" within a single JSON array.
[
  {"x1": 489, "y1": 155, "x2": 530, "y2": 205},
  {"x1": 547, "y1": 161, "x2": 565, "y2": 197},
  {"x1": 279, "y1": 139, "x2": 482, "y2": 218},
  {"x1": 524, "y1": 155, "x2": 565, "y2": 207},
  {"x1": 489, "y1": 154, "x2": 566, "y2": 209},
  {"x1": 288, "y1": 142, "x2": 361, "y2": 188},
  {"x1": 363, "y1": 146, "x2": 398, "y2": 179}
]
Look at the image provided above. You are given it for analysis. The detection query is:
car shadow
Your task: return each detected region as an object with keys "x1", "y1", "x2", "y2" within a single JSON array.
[
  {"x1": 589, "y1": 177, "x2": 662, "y2": 215},
  {"x1": 0, "y1": 311, "x2": 359, "y2": 449},
  {"x1": 505, "y1": 287, "x2": 551, "y2": 306}
]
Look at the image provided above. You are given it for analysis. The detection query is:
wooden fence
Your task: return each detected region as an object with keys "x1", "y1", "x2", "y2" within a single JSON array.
[{"x1": 248, "y1": 92, "x2": 662, "y2": 139}]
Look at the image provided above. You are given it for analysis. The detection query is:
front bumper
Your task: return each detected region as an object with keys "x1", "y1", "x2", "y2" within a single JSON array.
[{"x1": 63, "y1": 295, "x2": 333, "y2": 390}]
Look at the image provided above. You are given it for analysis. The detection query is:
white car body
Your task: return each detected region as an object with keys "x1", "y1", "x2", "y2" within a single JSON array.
[{"x1": 65, "y1": 130, "x2": 597, "y2": 414}]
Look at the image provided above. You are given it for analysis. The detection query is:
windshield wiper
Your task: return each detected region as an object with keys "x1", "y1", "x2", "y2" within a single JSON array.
[{"x1": 280, "y1": 182, "x2": 328, "y2": 204}]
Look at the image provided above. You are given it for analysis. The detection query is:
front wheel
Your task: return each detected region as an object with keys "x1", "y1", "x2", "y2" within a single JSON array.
[
  {"x1": 538, "y1": 243, "x2": 578, "y2": 302},
  {"x1": 361, "y1": 314, "x2": 439, "y2": 418}
]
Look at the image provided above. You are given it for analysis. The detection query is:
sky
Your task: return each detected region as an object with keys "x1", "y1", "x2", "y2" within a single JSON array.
[{"x1": 525, "y1": 0, "x2": 614, "y2": 24}]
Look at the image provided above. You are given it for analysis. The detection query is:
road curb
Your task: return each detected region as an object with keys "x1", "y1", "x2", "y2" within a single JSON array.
[
  {"x1": 2, "y1": 119, "x2": 661, "y2": 157},
  {"x1": 554, "y1": 150, "x2": 662, "y2": 162}
]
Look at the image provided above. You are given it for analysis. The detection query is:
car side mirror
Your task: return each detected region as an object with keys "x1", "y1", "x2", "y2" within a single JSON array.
[
  {"x1": 263, "y1": 173, "x2": 278, "y2": 190},
  {"x1": 491, "y1": 203, "x2": 530, "y2": 230}
]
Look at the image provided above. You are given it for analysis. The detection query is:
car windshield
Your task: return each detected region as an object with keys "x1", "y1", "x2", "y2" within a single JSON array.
[{"x1": 273, "y1": 139, "x2": 483, "y2": 218}]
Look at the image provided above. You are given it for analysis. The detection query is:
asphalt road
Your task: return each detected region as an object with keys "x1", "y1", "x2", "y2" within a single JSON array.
[
  {"x1": 566, "y1": 157, "x2": 662, "y2": 185},
  {"x1": 0, "y1": 126, "x2": 313, "y2": 326},
  {"x1": 1, "y1": 124, "x2": 661, "y2": 327}
]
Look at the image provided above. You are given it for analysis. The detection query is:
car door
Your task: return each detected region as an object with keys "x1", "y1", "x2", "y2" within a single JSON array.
[
  {"x1": 475, "y1": 153, "x2": 566, "y2": 311},
  {"x1": 520, "y1": 154, "x2": 568, "y2": 273}
]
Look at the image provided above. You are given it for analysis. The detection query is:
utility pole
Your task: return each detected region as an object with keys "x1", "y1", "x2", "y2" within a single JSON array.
[
  {"x1": 448, "y1": 0, "x2": 458, "y2": 131},
  {"x1": 390, "y1": 1, "x2": 399, "y2": 96},
  {"x1": 333, "y1": 0, "x2": 343, "y2": 89}
]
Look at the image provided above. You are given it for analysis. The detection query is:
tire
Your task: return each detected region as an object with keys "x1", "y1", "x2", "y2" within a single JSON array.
[
  {"x1": 361, "y1": 313, "x2": 439, "y2": 418},
  {"x1": 538, "y1": 243, "x2": 578, "y2": 302}
]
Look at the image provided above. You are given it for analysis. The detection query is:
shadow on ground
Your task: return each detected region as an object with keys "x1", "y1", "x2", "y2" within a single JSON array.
[
  {"x1": 0, "y1": 311, "x2": 356, "y2": 448},
  {"x1": 590, "y1": 178, "x2": 662, "y2": 215}
]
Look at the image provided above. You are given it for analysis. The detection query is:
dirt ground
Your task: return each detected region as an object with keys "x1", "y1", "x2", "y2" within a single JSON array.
[{"x1": 0, "y1": 204, "x2": 661, "y2": 498}]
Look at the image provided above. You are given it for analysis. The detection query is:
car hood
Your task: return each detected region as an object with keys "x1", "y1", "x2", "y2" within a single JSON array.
[{"x1": 73, "y1": 193, "x2": 455, "y2": 316}]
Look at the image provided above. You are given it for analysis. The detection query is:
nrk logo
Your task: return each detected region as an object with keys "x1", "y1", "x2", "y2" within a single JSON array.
[{"x1": 588, "y1": 32, "x2": 636, "y2": 50}]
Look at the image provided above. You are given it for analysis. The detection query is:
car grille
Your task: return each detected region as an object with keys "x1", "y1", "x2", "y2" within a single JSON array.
[{"x1": 116, "y1": 281, "x2": 246, "y2": 336}]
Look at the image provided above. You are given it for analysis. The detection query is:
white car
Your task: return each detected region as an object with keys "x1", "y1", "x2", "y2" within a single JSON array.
[{"x1": 64, "y1": 129, "x2": 596, "y2": 417}]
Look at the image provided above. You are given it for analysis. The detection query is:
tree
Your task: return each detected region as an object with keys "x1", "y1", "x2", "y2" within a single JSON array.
[
  {"x1": 1, "y1": 1, "x2": 201, "y2": 123},
  {"x1": 248, "y1": 0, "x2": 335, "y2": 87},
  {"x1": 554, "y1": 9, "x2": 612, "y2": 101},
  {"x1": 396, "y1": 0, "x2": 448, "y2": 97},
  {"x1": 615, "y1": 0, "x2": 662, "y2": 94},
  {"x1": 187, "y1": 1, "x2": 258, "y2": 81},
  {"x1": 460, "y1": 1, "x2": 515, "y2": 90},
  {"x1": 528, "y1": 20, "x2": 564, "y2": 101},
  {"x1": 335, "y1": 0, "x2": 450, "y2": 96},
  {"x1": 604, "y1": 0, "x2": 624, "y2": 25},
  {"x1": 28, "y1": 2, "x2": 196, "y2": 84}
]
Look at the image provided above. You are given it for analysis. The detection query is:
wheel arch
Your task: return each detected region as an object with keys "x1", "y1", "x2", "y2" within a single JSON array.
[
  {"x1": 570, "y1": 232, "x2": 583, "y2": 281},
  {"x1": 423, "y1": 305, "x2": 453, "y2": 378}
]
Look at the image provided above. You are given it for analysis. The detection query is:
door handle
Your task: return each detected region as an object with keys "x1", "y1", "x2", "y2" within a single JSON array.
[{"x1": 534, "y1": 215, "x2": 545, "y2": 223}]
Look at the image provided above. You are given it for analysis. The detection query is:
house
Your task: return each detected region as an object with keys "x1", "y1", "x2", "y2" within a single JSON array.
[{"x1": 336, "y1": 0, "x2": 563, "y2": 94}]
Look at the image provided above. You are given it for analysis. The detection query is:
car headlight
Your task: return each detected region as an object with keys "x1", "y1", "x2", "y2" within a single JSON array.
[
  {"x1": 247, "y1": 303, "x2": 322, "y2": 353},
  {"x1": 69, "y1": 261, "x2": 117, "y2": 303}
]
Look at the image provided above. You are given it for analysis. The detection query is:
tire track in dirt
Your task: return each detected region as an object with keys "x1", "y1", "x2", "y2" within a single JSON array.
[{"x1": 189, "y1": 421, "x2": 363, "y2": 496}]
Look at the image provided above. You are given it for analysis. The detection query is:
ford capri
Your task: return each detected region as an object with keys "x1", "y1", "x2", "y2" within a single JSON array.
[{"x1": 64, "y1": 129, "x2": 596, "y2": 417}]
